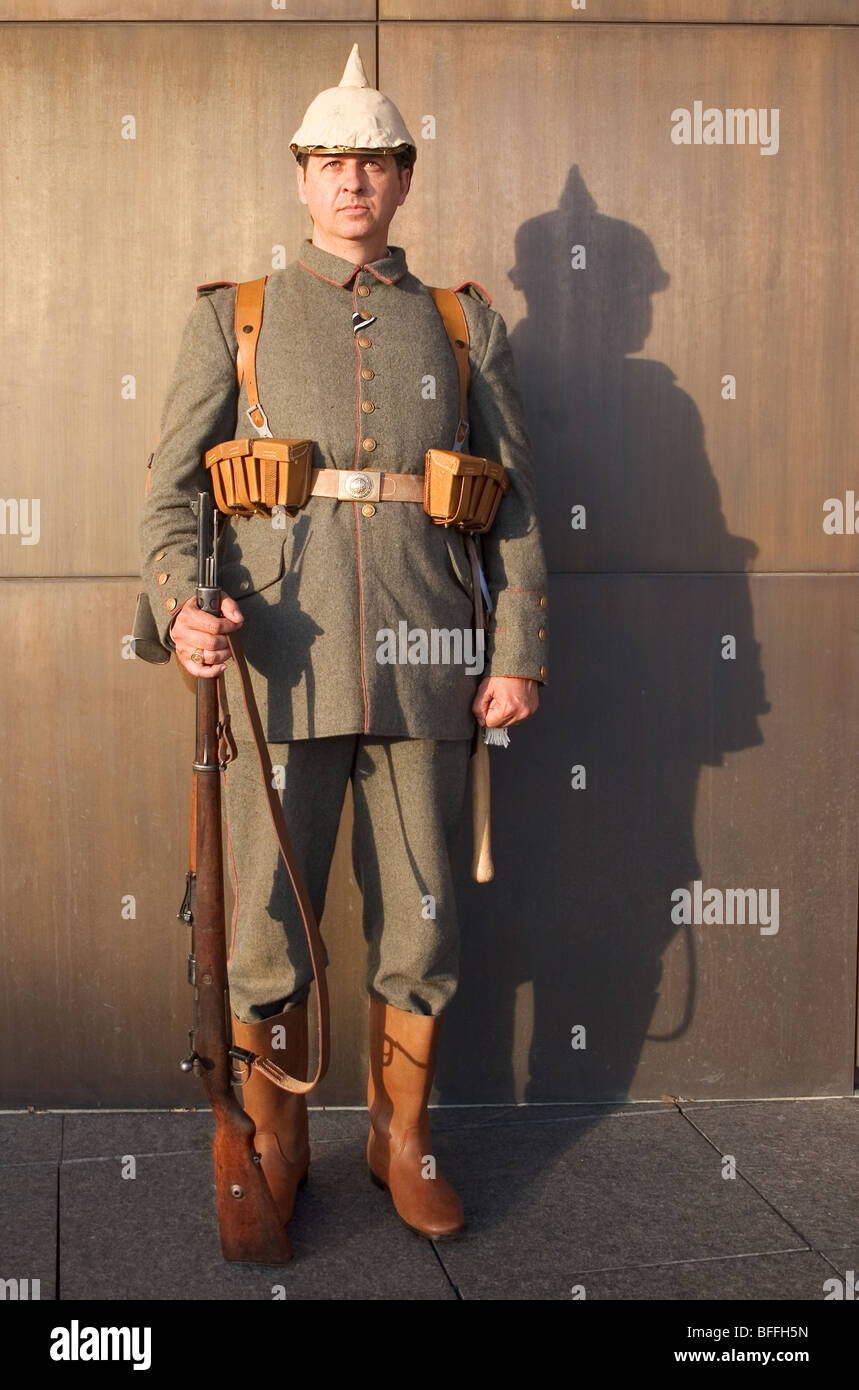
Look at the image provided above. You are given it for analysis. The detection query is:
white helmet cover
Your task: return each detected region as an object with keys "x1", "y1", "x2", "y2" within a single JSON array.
[{"x1": 289, "y1": 44, "x2": 416, "y2": 160}]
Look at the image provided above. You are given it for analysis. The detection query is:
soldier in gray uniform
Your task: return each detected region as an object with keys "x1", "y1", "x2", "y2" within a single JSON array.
[{"x1": 139, "y1": 46, "x2": 548, "y2": 1247}]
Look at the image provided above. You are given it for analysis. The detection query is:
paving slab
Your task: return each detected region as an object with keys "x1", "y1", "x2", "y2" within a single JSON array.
[
  {"x1": 679, "y1": 1100, "x2": 859, "y2": 1248},
  {"x1": 61, "y1": 1110, "x2": 214, "y2": 1160},
  {"x1": 60, "y1": 1106, "x2": 381, "y2": 1153},
  {"x1": 0, "y1": 1112, "x2": 63, "y2": 1164},
  {"x1": 430, "y1": 1109, "x2": 806, "y2": 1300},
  {"x1": 59, "y1": 1136, "x2": 455, "y2": 1300},
  {"x1": 562, "y1": 1251, "x2": 836, "y2": 1302},
  {"x1": 0, "y1": 1162, "x2": 57, "y2": 1298},
  {"x1": 429, "y1": 1101, "x2": 674, "y2": 1131},
  {"x1": 818, "y1": 1245, "x2": 859, "y2": 1299}
]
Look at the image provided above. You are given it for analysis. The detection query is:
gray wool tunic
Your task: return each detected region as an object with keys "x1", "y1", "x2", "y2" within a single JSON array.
[{"x1": 138, "y1": 239, "x2": 549, "y2": 741}]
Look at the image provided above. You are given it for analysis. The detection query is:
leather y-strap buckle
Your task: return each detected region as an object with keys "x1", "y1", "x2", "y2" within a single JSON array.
[{"x1": 246, "y1": 402, "x2": 273, "y2": 438}]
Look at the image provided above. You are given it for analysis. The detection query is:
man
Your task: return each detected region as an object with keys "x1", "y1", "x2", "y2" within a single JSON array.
[{"x1": 138, "y1": 45, "x2": 548, "y2": 1249}]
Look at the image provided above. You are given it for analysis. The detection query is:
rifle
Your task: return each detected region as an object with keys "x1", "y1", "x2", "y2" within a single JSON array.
[{"x1": 178, "y1": 490, "x2": 292, "y2": 1265}]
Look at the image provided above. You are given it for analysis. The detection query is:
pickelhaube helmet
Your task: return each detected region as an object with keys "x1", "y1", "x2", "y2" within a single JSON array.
[{"x1": 289, "y1": 43, "x2": 416, "y2": 162}]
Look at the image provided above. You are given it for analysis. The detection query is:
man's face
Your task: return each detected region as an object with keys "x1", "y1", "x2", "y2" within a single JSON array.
[{"x1": 296, "y1": 152, "x2": 411, "y2": 246}]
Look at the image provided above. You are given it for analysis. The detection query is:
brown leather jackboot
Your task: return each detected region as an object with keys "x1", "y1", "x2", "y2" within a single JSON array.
[
  {"x1": 366, "y1": 998, "x2": 465, "y2": 1240},
  {"x1": 231, "y1": 1003, "x2": 310, "y2": 1231}
]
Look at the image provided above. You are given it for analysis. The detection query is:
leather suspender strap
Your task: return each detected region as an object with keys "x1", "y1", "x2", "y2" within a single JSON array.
[
  {"x1": 428, "y1": 287, "x2": 470, "y2": 449},
  {"x1": 222, "y1": 633, "x2": 331, "y2": 1095},
  {"x1": 234, "y1": 277, "x2": 271, "y2": 437}
]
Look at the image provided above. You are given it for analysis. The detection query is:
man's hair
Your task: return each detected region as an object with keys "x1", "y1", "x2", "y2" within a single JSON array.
[{"x1": 296, "y1": 147, "x2": 416, "y2": 175}]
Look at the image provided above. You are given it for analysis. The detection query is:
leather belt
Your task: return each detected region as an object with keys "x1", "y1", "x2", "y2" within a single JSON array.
[{"x1": 309, "y1": 467, "x2": 424, "y2": 504}]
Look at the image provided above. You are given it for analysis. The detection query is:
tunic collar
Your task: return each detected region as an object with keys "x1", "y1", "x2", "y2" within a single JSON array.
[{"x1": 297, "y1": 238, "x2": 408, "y2": 288}]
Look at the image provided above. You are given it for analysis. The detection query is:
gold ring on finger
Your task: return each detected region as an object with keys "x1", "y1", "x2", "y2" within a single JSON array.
[{"x1": 191, "y1": 648, "x2": 205, "y2": 665}]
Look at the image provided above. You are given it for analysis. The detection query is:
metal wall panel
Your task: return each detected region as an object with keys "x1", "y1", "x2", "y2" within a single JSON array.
[
  {"x1": 0, "y1": 22, "x2": 374, "y2": 579},
  {"x1": 0, "y1": 3, "x2": 372, "y2": 18},
  {"x1": 438, "y1": 572, "x2": 859, "y2": 1103},
  {"x1": 383, "y1": 23, "x2": 858, "y2": 573},
  {"x1": 382, "y1": 2, "x2": 859, "y2": 22}
]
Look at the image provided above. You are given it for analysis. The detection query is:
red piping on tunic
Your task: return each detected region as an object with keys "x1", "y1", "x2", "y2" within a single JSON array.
[
  {"x1": 297, "y1": 259, "x2": 404, "y2": 288},
  {"x1": 352, "y1": 280, "x2": 370, "y2": 730},
  {"x1": 453, "y1": 279, "x2": 493, "y2": 306},
  {"x1": 297, "y1": 261, "x2": 354, "y2": 288}
]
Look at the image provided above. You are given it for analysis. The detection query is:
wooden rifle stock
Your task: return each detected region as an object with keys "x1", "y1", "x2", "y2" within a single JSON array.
[{"x1": 183, "y1": 491, "x2": 292, "y2": 1265}]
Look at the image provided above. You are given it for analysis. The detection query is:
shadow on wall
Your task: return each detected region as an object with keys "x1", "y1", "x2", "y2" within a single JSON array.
[{"x1": 437, "y1": 166, "x2": 771, "y2": 1110}]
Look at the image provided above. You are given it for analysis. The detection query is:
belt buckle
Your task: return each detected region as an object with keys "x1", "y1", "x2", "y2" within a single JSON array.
[{"x1": 337, "y1": 470, "x2": 381, "y2": 502}]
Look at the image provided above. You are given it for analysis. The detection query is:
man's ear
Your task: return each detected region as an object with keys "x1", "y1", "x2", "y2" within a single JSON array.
[
  {"x1": 398, "y1": 167, "x2": 412, "y2": 206},
  {"x1": 296, "y1": 161, "x2": 308, "y2": 207}
]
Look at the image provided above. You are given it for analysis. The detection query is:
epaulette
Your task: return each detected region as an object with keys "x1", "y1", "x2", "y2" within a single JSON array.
[
  {"x1": 453, "y1": 280, "x2": 492, "y2": 307},
  {"x1": 196, "y1": 280, "x2": 237, "y2": 299}
]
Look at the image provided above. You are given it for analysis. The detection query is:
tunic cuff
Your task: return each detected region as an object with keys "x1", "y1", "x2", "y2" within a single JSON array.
[{"x1": 484, "y1": 586, "x2": 549, "y2": 683}]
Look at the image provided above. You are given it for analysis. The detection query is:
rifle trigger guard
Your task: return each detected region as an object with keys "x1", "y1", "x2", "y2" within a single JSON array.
[{"x1": 228, "y1": 1044, "x2": 255, "y2": 1085}]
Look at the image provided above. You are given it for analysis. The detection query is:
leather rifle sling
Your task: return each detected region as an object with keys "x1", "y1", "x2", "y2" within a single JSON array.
[{"x1": 219, "y1": 634, "x2": 331, "y2": 1095}]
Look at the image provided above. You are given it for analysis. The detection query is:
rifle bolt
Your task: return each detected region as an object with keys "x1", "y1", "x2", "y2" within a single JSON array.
[{"x1": 179, "y1": 1052, "x2": 199, "y2": 1073}]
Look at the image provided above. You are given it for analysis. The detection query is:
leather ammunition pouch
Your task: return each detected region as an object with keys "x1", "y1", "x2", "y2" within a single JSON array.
[
  {"x1": 204, "y1": 437, "x2": 313, "y2": 516},
  {"x1": 423, "y1": 448, "x2": 510, "y2": 534}
]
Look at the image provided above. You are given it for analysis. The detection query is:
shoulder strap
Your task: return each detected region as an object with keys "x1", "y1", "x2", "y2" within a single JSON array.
[
  {"x1": 429, "y1": 287, "x2": 470, "y2": 450},
  {"x1": 234, "y1": 277, "x2": 270, "y2": 436}
]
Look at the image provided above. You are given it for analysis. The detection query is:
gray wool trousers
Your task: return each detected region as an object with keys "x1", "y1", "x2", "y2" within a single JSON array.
[{"x1": 223, "y1": 734, "x2": 472, "y2": 1022}]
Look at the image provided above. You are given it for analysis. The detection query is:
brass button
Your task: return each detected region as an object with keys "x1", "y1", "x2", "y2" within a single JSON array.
[
  {"x1": 154, "y1": 550, "x2": 166, "y2": 561},
  {"x1": 539, "y1": 595, "x2": 548, "y2": 608},
  {"x1": 361, "y1": 438, "x2": 377, "y2": 452},
  {"x1": 361, "y1": 368, "x2": 374, "y2": 380},
  {"x1": 357, "y1": 336, "x2": 372, "y2": 348},
  {"x1": 166, "y1": 597, "x2": 177, "y2": 612},
  {"x1": 239, "y1": 580, "x2": 250, "y2": 591},
  {"x1": 539, "y1": 665, "x2": 546, "y2": 679},
  {"x1": 538, "y1": 628, "x2": 546, "y2": 640},
  {"x1": 357, "y1": 284, "x2": 371, "y2": 297},
  {"x1": 361, "y1": 401, "x2": 375, "y2": 414},
  {"x1": 361, "y1": 503, "x2": 376, "y2": 517},
  {"x1": 157, "y1": 572, "x2": 168, "y2": 586}
]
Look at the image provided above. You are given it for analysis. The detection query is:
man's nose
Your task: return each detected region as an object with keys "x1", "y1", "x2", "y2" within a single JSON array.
[{"x1": 342, "y1": 160, "x2": 367, "y2": 189}]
